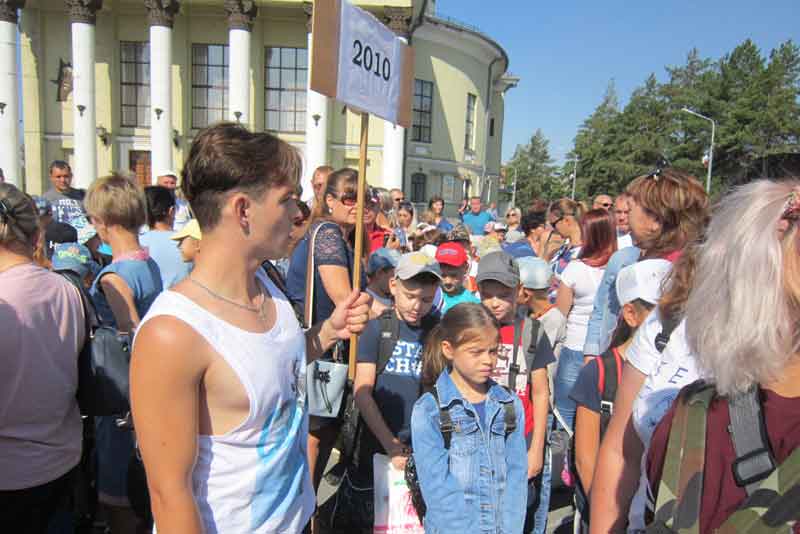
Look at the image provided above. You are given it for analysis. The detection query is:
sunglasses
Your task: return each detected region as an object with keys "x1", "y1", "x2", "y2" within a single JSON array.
[
  {"x1": 393, "y1": 196, "x2": 405, "y2": 202},
  {"x1": 335, "y1": 192, "x2": 358, "y2": 207},
  {"x1": 551, "y1": 212, "x2": 574, "y2": 227},
  {"x1": 600, "y1": 202, "x2": 612, "y2": 208}
]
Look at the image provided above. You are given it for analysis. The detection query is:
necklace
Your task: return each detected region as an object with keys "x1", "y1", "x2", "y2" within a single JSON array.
[{"x1": 189, "y1": 276, "x2": 266, "y2": 319}]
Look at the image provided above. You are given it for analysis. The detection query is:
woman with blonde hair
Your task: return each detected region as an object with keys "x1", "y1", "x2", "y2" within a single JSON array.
[
  {"x1": 84, "y1": 174, "x2": 162, "y2": 533},
  {"x1": 645, "y1": 179, "x2": 800, "y2": 532}
]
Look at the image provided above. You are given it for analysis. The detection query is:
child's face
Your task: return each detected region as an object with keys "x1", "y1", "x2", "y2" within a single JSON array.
[
  {"x1": 444, "y1": 330, "x2": 500, "y2": 387},
  {"x1": 440, "y1": 263, "x2": 468, "y2": 295},
  {"x1": 479, "y1": 280, "x2": 518, "y2": 324},
  {"x1": 178, "y1": 236, "x2": 200, "y2": 263},
  {"x1": 389, "y1": 276, "x2": 438, "y2": 326},
  {"x1": 397, "y1": 209, "x2": 413, "y2": 229}
]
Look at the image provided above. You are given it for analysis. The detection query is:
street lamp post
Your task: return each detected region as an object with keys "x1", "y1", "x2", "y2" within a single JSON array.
[
  {"x1": 571, "y1": 156, "x2": 579, "y2": 200},
  {"x1": 682, "y1": 107, "x2": 716, "y2": 193},
  {"x1": 510, "y1": 167, "x2": 517, "y2": 208}
]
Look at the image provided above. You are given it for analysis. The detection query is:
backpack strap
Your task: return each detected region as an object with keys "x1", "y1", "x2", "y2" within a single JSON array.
[
  {"x1": 717, "y1": 446, "x2": 800, "y2": 533},
  {"x1": 508, "y1": 319, "x2": 524, "y2": 390},
  {"x1": 655, "y1": 314, "x2": 680, "y2": 354},
  {"x1": 430, "y1": 387, "x2": 454, "y2": 450},
  {"x1": 503, "y1": 400, "x2": 517, "y2": 439},
  {"x1": 728, "y1": 387, "x2": 777, "y2": 495},
  {"x1": 376, "y1": 309, "x2": 400, "y2": 376},
  {"x1": 650, "y1": 382, "x2": 715, "y2": 534}
]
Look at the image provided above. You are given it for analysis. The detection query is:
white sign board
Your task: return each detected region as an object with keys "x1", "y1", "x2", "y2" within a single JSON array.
[
  {"x1": 310, "y1": 0, "x2": 413, "y2": 128},
  {"x1": 336, "y1": 2, "x2": 404, "y2": 124}
]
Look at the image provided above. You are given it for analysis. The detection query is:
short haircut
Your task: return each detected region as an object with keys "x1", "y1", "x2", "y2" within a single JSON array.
[
  {"x1": 181, "y1": 122, "x2": 302, "y2": 231},
  {"x1": 520, "y1": 210, "x2": 546, "y2": 235},
  {"x1": 49, "y1": 160, "x2": 71, "y2": 175},
  {"x1": 313, "y1": 165, "x2": 334, "y2": 178},
  {"x1": 144, "y1": 185, "x2": 176, "y2": 225},
  {"x1": 470, "y1": 196, "x2": 481, "y2": 202},
  {"x1": 428, "y1": 195, "x2": 444, "y2": 209},
  {"x1": 85, "y1": 174, "x2": 147, "y2": 232}
]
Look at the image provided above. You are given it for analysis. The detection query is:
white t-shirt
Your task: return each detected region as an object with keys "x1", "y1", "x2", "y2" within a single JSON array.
[
  {"x1": 625, "y1": 308, "x2": 700, "y2": 532},
  {"x1": 617, "y1": 233, "x2": 634, "y2": 250},
  {"x1": 559, "y1": 260, "x2": 605, "y2": 351}
]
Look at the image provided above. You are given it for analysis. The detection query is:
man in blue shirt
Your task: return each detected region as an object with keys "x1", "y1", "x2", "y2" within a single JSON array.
[{"x1": 460, "y1": 196, "x2": 494, "y2": 236}]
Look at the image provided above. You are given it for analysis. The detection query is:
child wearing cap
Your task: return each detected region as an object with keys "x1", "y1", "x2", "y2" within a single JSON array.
[
  {"x1": 568, "y1": 259, "x2": 671, "y2": 530},
  {"x1": 344, "y1": 252, "x2": 442, "y2": 527},
  {"x1": 477, "y1": 251, "x2": 557, "y2": 531},
  {"x1": 171, "y1": 219, "x2": 202, "y2": 264},
  {"x1": 52, "y1": 242, "x2": 101, "y2": 289},
  {"x1": 518, "y1": 257, "x2": 566, "y2": 351},
  {"x1": 365, "y1": 247, "x2": 401, "y2": 318},
  {"x1": 435, "y1": 241, "x2": 479, "y2": 313}
]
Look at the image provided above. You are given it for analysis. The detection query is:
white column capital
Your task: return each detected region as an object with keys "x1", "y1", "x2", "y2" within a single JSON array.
[
  {"x1": 145, "y1": 0, "x2": 180, "y2": 28},
  {"x1": 65, "y1": 0, "x2": 102, "y2": 25}
]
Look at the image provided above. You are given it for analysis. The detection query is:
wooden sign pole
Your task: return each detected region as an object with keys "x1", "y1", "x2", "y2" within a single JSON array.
[{"x1": 348, "y1": 112, "x2": 369, "y2": 381}]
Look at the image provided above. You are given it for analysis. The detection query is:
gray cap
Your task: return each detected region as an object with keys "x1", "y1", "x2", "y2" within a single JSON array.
[
  {"x1": 395, "y1": 251, "x2": 443, "y2": 282},
  {"x1": 476, "y1": 250, "x2": 519, "y2": 288},
  {"x1": 517, "y1": 257, "x2": 552, "y2": 290}
]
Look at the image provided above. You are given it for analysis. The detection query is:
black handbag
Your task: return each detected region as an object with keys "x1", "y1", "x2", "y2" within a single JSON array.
[{"x1": 59, "y1": 271, "x2": 133, "y2": 416}]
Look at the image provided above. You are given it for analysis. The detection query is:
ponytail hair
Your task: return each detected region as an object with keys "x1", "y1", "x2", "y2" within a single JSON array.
[
  {"x1": 421, "y1": 303, "x2": 501, "y2": 391},
  {"x1": 607, "y1": 298, "x2": 655, "y2": 350},
  {"x1": 0, "y1": 183, "x2": 39, "y2": 249}
]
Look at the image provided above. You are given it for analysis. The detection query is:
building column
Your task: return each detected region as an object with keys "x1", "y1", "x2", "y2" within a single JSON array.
[
  {"x1": 225, "y1": 0, "x2": 256, "y2": 126},
  {"x1": 0, "y1": 1, "x2": 24, "y2": 188},
  {"x1": 381, "y1": 7, "x2": 411, "y2": 192},
  {"x1": 146, "y1": 0, "x2": 179, "y2": 183},
  {"x1": 67, "y1": 0, "x2": 101, "y2": 189},
  {"x1": 302, "y1": 2, "x2": 327, "y2": 203}
]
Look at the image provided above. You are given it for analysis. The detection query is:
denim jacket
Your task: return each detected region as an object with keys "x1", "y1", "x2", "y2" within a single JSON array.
[
  {"x1": 582, "y1": 246, "x2": 640, "y2": 356},
  {"x1": 410, "y1": 371, "x2": 527, "y2": 534}
]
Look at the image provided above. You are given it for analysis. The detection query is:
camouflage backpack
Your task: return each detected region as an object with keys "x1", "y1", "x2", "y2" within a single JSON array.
[{"x1": 646, "y1": 381, "x2": 800, "y2": 534}]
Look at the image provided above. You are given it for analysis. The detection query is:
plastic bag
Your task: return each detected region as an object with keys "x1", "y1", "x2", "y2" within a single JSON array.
[{"x1": 373, "y1": 454, "x2": 424, "y2": 534}]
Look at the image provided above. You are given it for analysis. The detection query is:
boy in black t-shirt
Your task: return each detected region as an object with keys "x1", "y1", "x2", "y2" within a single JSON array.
[{"x1": 353, "y1": 252, "x2": 442, "y2": 485}]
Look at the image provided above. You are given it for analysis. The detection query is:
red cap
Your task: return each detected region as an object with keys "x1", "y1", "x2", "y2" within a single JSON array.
[{"x1": 436, "y1": 242, "x2": 468, "y2": 267}]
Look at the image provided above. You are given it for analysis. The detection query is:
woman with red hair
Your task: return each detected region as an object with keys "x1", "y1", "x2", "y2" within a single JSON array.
[{"x1": 554, "y1": 209, "x2": 617, "y2": 433}]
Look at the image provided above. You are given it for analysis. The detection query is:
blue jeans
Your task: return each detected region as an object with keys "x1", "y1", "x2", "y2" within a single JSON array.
[
  {"x1": 554, "y1": 347, "x2": 585, "y2": 432},
  {"x1": 529, "y1": 414, "x2": 553, "y2": 534}
]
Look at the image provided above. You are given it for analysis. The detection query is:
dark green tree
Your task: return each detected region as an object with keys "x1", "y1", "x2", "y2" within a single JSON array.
[{"x1": 505, "y1": 129, "x2": 562, "y2": 207}]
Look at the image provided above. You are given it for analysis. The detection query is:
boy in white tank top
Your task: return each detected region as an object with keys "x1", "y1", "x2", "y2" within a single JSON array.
[{"x1": 131, "y1": 124, "x2": 371, "y2": 534}]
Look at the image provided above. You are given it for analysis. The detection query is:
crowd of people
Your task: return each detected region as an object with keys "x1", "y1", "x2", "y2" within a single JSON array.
[{"x1": 1, "y1": 122, "x2": 798, "y2": 534}]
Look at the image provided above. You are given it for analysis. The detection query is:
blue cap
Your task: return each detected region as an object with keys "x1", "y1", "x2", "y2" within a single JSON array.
[
  {"x1": 52, "y1": 242, "x2": 100, "y2": 279},
  {"x1": 367, "y1": 247, "x2": 401, "y2": 275},
  {"x1": 517, "y1": 257, "x2": 552, "y2": 290}
]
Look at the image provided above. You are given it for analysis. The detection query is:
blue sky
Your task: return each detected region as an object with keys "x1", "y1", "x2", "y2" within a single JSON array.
[{"x1": 435, "y1": 0, "x2": 800, "y2": 165}]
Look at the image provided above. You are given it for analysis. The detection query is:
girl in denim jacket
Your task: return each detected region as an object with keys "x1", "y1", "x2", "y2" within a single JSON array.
[{"x1": 411, "y1": 303, "x2": 527, "y2": 534}]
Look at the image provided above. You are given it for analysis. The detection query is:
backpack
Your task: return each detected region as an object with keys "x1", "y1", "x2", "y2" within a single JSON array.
[
  {"x1": 405, "y1": 385, "x2": 518, "y2": 524},
  {"x1": 338, "y1": 308, "x2": 438, "y2": 468},
  {"x1": 646, "y1": 381, "x2": 800, "y2": 533},
  {"x1": 573, "y1": 347, "x2": 624, "y2": 525}
]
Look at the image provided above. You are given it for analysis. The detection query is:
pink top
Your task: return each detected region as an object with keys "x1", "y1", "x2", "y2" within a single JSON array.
[{"x1": 0, "y1": 263, "x2": 85, "y2": 490}]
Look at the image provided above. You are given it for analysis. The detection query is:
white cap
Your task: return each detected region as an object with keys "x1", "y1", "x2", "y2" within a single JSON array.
[
  {"x1": 615, "y1": 259, "x2": 672, "y2": 306},
  {"x1": 420, "y1": 244, "x2": 438, "y2": 259},
  {"x1": 157, "y1": 169, "x2": 179, "y2": 178},
  {"x1": 493, "y1": 221, "x2": 508, "y2": 231},
  {"x1": 517, "y1": 257, "x2": 552, "y2": 290}
]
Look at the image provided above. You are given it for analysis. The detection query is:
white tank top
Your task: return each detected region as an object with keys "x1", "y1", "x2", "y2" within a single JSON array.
[{"x1": 136, "y1": 270, "x2": 314, "y2": 533}]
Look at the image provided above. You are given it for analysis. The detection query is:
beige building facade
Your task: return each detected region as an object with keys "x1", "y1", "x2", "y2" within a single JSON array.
[{"x1": 8, "y1": 0, "x2": 516, "y2": 214}]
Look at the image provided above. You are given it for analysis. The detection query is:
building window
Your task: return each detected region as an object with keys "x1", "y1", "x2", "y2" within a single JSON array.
[
  {"x1": 490, "y1": 117, "x2": 495, "y2": 137},
  {"x1": 192, "y1": 44, "x2": 229, "y2": 129},
  {"x1": 411, "y1": 173, "x2": 426, "y2": 203},
  {"x1": 412, "y1": 79, "x2": 433, "y2": 143},
  {"x1": 120, "y1": 42, "x2": 150, "y2": 127},
  {"x1": 265, "y1": 47, "x2": 308, "y2": 133},
  {"x1": 465, "y1": 93, "x2": 477, "y2": 152}
]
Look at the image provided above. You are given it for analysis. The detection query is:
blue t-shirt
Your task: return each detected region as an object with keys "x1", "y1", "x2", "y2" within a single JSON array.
[
  {"x1": 461, "y1": 210, "x2": 494, "y2": 236},
  {"x1": 441, "y1": 287, "x2": 480, "y2": 314},
  {"x1": 90, "y1": 258, "x2": 163, "y2": 327},
  {"x1": 436, "y1": 218, "x2": 454, "y2": 233},
  {"x1": 357, "y1": 314, "x2": 427, "y2": 444},
  {"x1": 503, "y1": 240, "x2": 536, "y2": 259},
  {"x1": 140, "y1": 230, "x2": 192, "y2": 289}
]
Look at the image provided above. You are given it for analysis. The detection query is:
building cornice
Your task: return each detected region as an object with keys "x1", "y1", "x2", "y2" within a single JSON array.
[{"x1": 414, "y1": 15, "x2": 508, "y2": 70}]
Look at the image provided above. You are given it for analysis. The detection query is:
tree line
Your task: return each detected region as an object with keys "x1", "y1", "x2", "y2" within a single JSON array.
[{"x1": 505, "y1": 39, "x2": 800, "y2": 207}]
